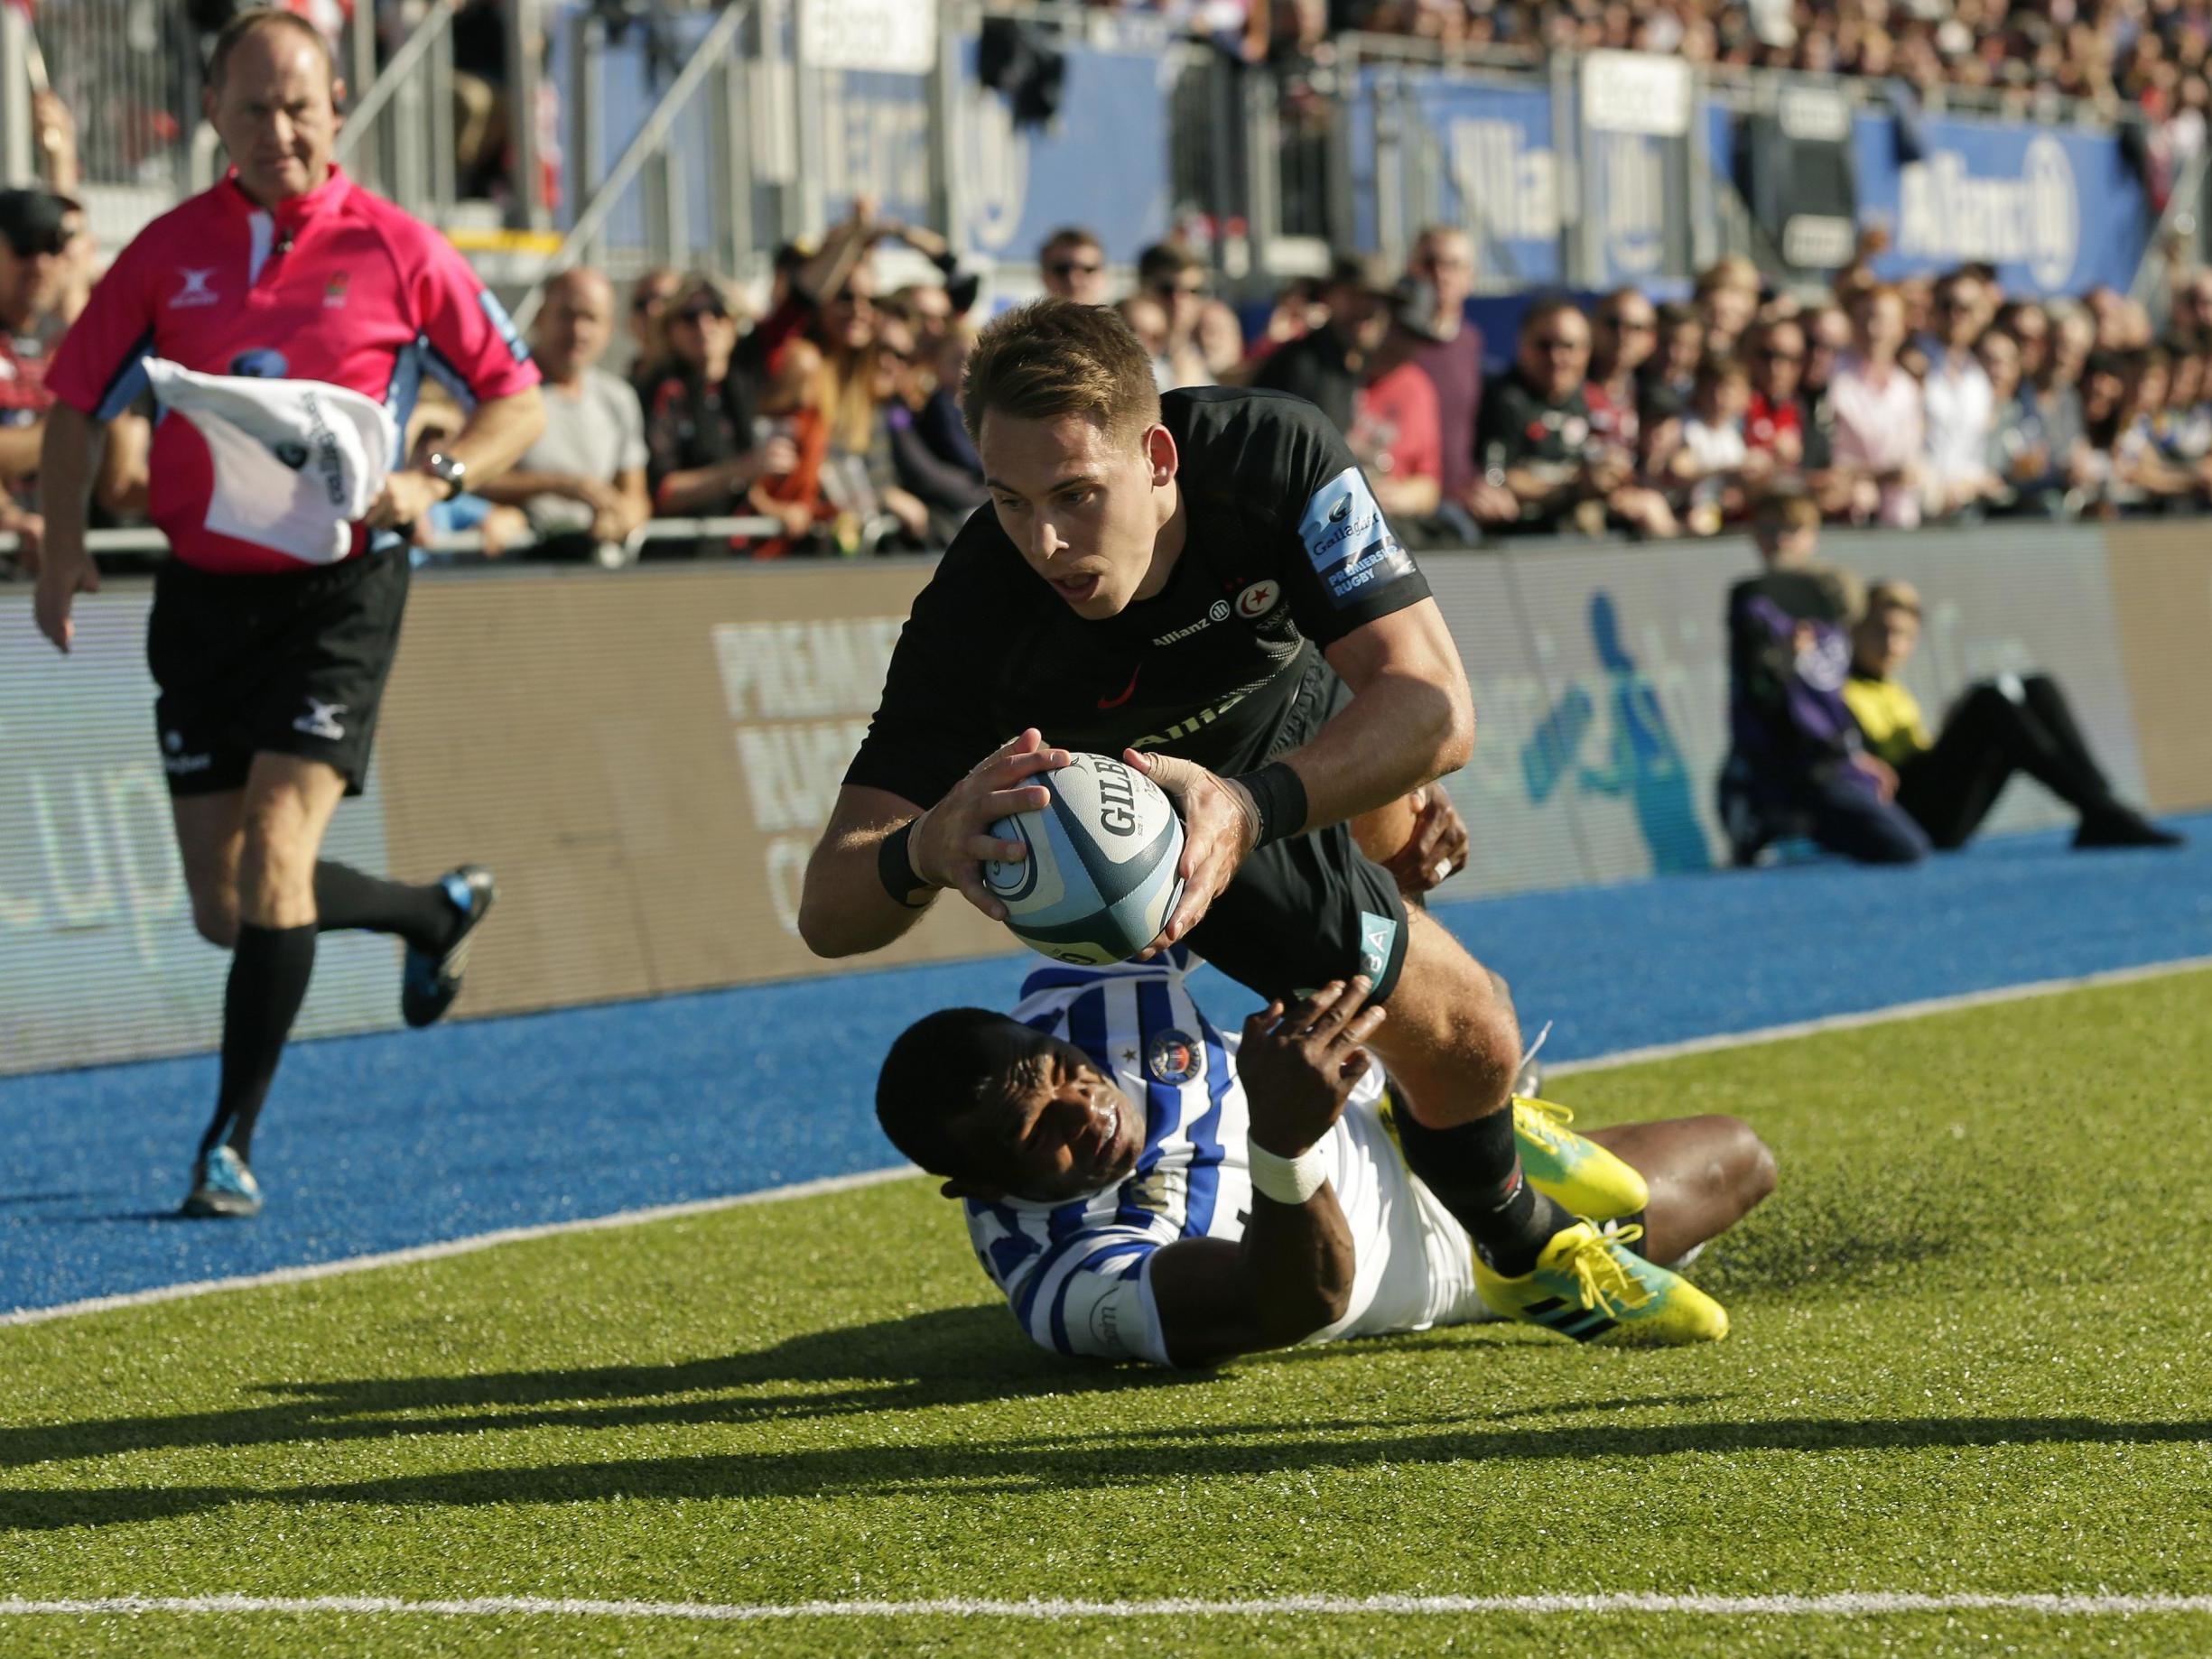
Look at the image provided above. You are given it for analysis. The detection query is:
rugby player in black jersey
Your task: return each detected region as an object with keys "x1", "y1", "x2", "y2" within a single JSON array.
[{"x1": 800, "y1": 301, "x2": 1721, "y2": 1342}]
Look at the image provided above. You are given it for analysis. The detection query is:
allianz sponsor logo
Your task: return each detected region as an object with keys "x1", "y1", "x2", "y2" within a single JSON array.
[
  {"x1": 1447, "y1": 119, "x2": 1558, "y2": 243},
  {"x1": 1896, "y1": 134, "x2": 2077, "y2": 292},
  {"x1": 1150, "y1": 599, "x2": 1232, "y2": 648}
]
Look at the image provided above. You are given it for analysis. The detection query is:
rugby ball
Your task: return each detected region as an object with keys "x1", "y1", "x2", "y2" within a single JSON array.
[{"x1": 984, "y1": 752, "x2": 1186, "y2": 965}]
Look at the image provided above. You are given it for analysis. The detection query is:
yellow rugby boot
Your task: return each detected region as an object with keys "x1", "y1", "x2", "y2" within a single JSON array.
[
  {"x1": 1475, "y1": 1219, "x2": 1729, "y2": 1346},
  {"x1": 1512, "y1": 1097, "x2": 1649, "y2": 1221}
]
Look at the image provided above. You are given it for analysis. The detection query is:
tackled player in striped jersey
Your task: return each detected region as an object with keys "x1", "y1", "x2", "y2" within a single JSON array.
[{"x1": 876, "y1": 950, "x2": 1777, "y2": 1368}]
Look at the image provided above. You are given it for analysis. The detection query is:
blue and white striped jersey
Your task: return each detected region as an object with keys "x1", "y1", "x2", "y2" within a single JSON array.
[{"x1": 963, "y1": 950, "x2": 1484, "y2": 1366}]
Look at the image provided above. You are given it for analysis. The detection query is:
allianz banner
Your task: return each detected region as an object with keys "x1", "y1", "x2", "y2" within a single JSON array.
[
  {"x1": 1348, "y1": 67, "x2": 1564, "y2": 285},
  {"x1": 1850, "y1": 109, "x2": 2149, "y2": 296},
  {"x1": 954, "y1": 37, "x2": 1174, "y2": 264}
]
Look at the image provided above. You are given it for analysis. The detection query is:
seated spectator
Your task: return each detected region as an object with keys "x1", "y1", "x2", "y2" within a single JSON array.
[
  {"x1": 1693, "y1": 256, "x2": 1761, "y2": 357},
  {"x1": 1585, "y1": 286, "x2": 1658, "y2": 473},
  {"x1": 1921, "y1": 273, "x2": 2001, "y2": 519},
  {"x1": 819, "y1": 314, "x2": 932, "y2": 554},
  {"x1": 639, "y1": 274, "x2": 788, "y2": 550},
  {"x1": 1346, "y1": 300, "x2": 1444, "y2": 523},
  {"x1": 1117, "y1": 293, "x2": 1176, "y2": 392},
  {"x1": 1827, "y1": 284, "x2": 1924, "y2": 527},
  {"x1": 473, "y1": 268, "x2": 649, "y2": 560},
  {"x1": 1135, "y1": 241, "x2": 1215, "y2": 390},
  {"x1": 1250, "y1": 251, "x2": 1390, "y2": 434},
  {"x1": 1845, "y1": 579, "x2": 2181, "y2": 854},
  {"x1": 748, "y1": 338, "x2": 832, "y2": 551},
  {"x1": 912, "y1": 323, "x2": 984, "y2": 490},
  {"x1": 886, "y1": 320, "x2": 988, "y2": 544},
  {"x1": 1399, "y1": 228, "x2": 1488, "y2": 509},
  {"x1": 1638, "y1": 301, "x2": 1703, "y2": 430},
  {"x1": 1743, "y1": 318, "x2": 1807, "y2": 468},
  {"x1": 2107, "y1": 346, "x2": 2202, "y2": 506},
  {"x1": 1037, "y1": 226, "x2": 1110, "y2": 307},
  {"x1": 1477, "y1": 297, "x2": 1676, "y2": 538},
  {"x1": 625, "y1": 267, "x2": 681, "y2": 394},
  {"x1": 1668, "y1": 356, "x2": 1767, "y2": 534}
]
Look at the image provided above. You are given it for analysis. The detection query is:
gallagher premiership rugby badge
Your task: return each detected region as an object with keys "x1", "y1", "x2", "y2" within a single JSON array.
[{"x1": 1146, "y1": 1028, "x2": 1204, "y2": 1085}]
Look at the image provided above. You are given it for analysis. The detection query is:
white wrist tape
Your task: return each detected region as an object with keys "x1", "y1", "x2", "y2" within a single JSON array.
[{"x1": 1247, "y1": 1139, "x2": 1329, "y2": 1206}]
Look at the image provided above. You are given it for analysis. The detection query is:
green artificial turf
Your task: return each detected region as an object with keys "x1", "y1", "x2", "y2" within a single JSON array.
[{"x1": 5, "y1": 969, "x2": 2210, "y2": 1657}]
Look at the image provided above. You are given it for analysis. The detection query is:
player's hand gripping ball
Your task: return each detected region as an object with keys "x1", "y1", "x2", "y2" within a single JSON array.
[{"x1": 985, "y1": 752, "x2": 1187, "y2": 965}]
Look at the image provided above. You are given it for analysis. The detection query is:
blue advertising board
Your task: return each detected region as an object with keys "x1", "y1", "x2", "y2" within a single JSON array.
[
  {"x1": 1349, "y1": 70, "x2": 1563, "y2": 284},
  {"x1": 1850, "y1": 111, "x2": 2149, "y2": 296},
  {"x1": 954, "y1": 42, "x2": 1172, "y2": 264}
]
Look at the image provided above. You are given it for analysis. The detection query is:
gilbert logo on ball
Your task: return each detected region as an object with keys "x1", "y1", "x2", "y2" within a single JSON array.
[{"x1": 985, "y1": 752, "x2": 1186, "y2": 966}]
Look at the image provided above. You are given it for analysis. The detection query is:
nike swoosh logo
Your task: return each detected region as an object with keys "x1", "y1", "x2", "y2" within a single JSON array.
[{"x1": 1096, "y1": 665, "x2": 1140, "y2": 709}]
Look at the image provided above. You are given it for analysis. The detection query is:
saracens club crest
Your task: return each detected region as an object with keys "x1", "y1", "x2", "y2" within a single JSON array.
[
  {"x1": 1235, "y1": 579, "x2": 1280, "y2": 618},
  {"x1": 1146, "y1": 1027, "x2": 1204, "y2": 1085}
]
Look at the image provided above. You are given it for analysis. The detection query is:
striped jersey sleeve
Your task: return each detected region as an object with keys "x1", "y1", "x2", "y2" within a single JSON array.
[{"x1": 964, "y1": 955, "x2": 1250, "y2": 1366}]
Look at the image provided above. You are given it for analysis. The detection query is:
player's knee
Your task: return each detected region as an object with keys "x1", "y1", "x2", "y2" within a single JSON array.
[
  {"x1": 1717, "y1": 1117, "x2": 1780, "y2": 1208},
  {"x1": 1390, "y1": 993, "x2": 1520, "y2": 1127},
  {"x1": 189, "y1": 894, "x2": 239, "y2": 950}
]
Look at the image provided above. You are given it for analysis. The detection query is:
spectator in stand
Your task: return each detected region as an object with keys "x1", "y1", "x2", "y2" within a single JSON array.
[
  {"x1": 1996, "y1": 300, "x2": 2051, "y2": 383},
  {"x1": 892, "y1": 283, "x2": 956, "y2": 354},
  {"x1": 1117, "y1": 293, "x2": 1176, "y2": 390},
  {"x1": 1668, "y1": 355, "x2": 1766, "y2": 535},
  {"x1": 1399, "y1": 227, "x2": 1487, "y2": 505},
  {"x1": 1639, "y1": 300, "x2": 1704, "y2": 431},
  {"x1": 639, "y1": 274, "x2": 789, "y2": 551},
  {"x1": 1743, "y1": 317, "x2": 1807, "y2": 468},
  {"x1": 1239, "y1": 275, "x2": 1328, "y2": 378},
  {"x1": 2109, "y1": 346, "x2": 2202, "y2": 506},
  {"x1": 915, "y1": 323, "x2": 983, "y2": 487},
  {"x1": 411, "y1": 393, "x2": 530, "y2": 557},
  {"x1": 471, "y1": 268, "x2": 648, "y2": 561},
  {"x1": 1250, "y1": 251, "x2": 1392, "y2": 434},
  {"x1": 1693, "y1": 256, "x2": 1761, "y2": 357},
  {"x1": 820, "y1": 312, "x2": 933, "y2": 553},
  {"x1": 1585, "y1": 286, "x2": 1659, "y2": 483},
  {"x1": 1845, "y1": 579, "x2": 2181, "y2": 854},
  {"x1": 1346, "y1": 301, "x2": 1444, "y2": 524},
  {"x1": 1037, "y1": 227, "x2": 1111, "y2": 307},
  {"x1": 1135, "y1": 241, "x2": 1215, "y2": 389},
  {"x1": 891, "y1": 323, "x2": 988, "y2": 544},
  {"x1": 1920, "y1": 272, "x2": 2001, "y2": 520},
  {"x1": 1798, "y1": 303, "x2": 1851, "y2": 471},
  {"x1": 626, "y1": 267, "x2": 681, "y2": 394},
  {"x1": 1827, "y1": 283, "x2": 1924, "y2": 527},
  {"x1": 1477, "y1": 296, "x2": 1676, "y2": 538},
  {"x1": 748, "y1": 338, "x2": 832, "y2": 550}
]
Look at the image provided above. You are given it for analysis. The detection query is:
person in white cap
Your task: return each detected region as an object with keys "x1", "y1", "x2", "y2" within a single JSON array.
[{"x1": 28, "y1": 7, "x2": 545, "y2": 1219}]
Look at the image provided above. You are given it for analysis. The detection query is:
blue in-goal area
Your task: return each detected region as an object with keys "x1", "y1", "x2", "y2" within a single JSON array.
[{"x1": 4, "y1": 816, "x2": 2209, "y2": 1318}]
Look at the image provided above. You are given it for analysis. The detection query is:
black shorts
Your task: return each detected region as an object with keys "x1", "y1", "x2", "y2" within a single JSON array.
[
  {"x1": 147, "y1": 550, "x2": 410, "y2": 798},
  {"x1": 1182, "y1": 656, "x2": 1412, "y2": 1003}
]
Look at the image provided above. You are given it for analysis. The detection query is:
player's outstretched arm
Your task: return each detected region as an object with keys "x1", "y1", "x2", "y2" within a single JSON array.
[
  {"x1": 1306, "y1": 599, "x2": 1476, "y2": 826},
  {"x1": 1148, "y1": 980, "x2": 1383, "y2": 1367},
  {"x1": 797, "y1": 730, "x2": 1070, "y2": 958}
]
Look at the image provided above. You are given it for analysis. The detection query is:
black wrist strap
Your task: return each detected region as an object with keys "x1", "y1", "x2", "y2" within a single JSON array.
[
  {"x1": 1229, "y1": 761, "x2": 1309, "y2": 849},
  {"x1": 878, "y1": 819, "x2": 933, "y2": 909}
]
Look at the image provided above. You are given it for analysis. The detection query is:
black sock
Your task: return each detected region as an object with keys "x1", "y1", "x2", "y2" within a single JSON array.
[
  {"x1": 1393, "y1": 1104, "x2": 1572, "y2": 1276},
  {"x1": 199, "y1": 923, "x2": 318, "y2": 1165},
  {"x1": 313, "y1": 862, "x2": 458, "y2": 954}
]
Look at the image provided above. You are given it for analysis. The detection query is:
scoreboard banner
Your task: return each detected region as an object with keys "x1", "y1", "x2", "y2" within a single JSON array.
[{"x1": 4, "y1": 523, "x2": 2204, "y2": 1075}]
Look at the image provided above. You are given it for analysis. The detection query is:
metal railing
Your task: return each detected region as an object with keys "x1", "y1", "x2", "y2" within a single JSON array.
[{"x1": 0, "y1": 514, "x2": 795, "y2": 570}]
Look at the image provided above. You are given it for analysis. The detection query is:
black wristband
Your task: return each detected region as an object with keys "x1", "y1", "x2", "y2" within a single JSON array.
[
  {"x1": 1230, "y1": 761, "x2": 1309, "y2": 849},
  {"x1": 877, "y1": 819, "x2": 933, "y2": 909}
]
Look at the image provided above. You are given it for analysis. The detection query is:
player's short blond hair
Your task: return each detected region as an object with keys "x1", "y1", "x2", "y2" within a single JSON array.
[{"x1": 962, "y1": 299, "x2": 1162, "y2": 451}]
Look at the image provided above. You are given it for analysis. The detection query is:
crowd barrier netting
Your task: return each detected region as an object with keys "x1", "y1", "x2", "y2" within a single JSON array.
[{"x1": 3, "y1": 526, "x2": 2207, "y2": 1075}]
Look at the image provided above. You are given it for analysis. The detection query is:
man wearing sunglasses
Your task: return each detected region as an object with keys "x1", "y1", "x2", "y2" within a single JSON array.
[
  {"x1": 0, "y1": 189, "x2": 84, "y2": 560},
  {"x1": 1038, "y1": 227, "x2": 1110, "y2": 308}
]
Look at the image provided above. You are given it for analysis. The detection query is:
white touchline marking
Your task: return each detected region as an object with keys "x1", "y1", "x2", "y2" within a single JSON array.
[
  {"x1": 7, "y1": 953, "x2": 2209, "y2": 1330},
  {"x1": 0, "y1": 1169, "x2": 915, "y2": 1329},
  {"x1": 1545, "y1": 953, "x2": 2212, "y2": 1079},
  {"x1": 1, "y1": 1593, "x2": 2209, "y2": 1621}
]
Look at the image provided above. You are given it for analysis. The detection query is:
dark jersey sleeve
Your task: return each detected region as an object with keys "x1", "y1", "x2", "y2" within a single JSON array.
[
  {"x1": 1243, "y1": 392, "x2": 1432, "y2": 649},
  {"x1": 841, "y1": 529, "x2": 1006, "y2": 807}
]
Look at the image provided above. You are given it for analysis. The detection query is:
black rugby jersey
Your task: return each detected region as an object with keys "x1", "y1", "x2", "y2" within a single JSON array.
[{"x1": 844, "y1": 387, "x2": 1432, "y2": 808}]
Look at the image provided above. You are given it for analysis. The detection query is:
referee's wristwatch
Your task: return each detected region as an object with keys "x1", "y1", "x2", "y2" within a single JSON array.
[{"x1": 419, "y1": 450, "x2": 467, "y2": 500}]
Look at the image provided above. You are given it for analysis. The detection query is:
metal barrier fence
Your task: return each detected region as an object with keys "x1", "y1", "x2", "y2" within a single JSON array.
[{"x1": 5, "y1": 524, "x2": 2208, "y2": 1076}]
